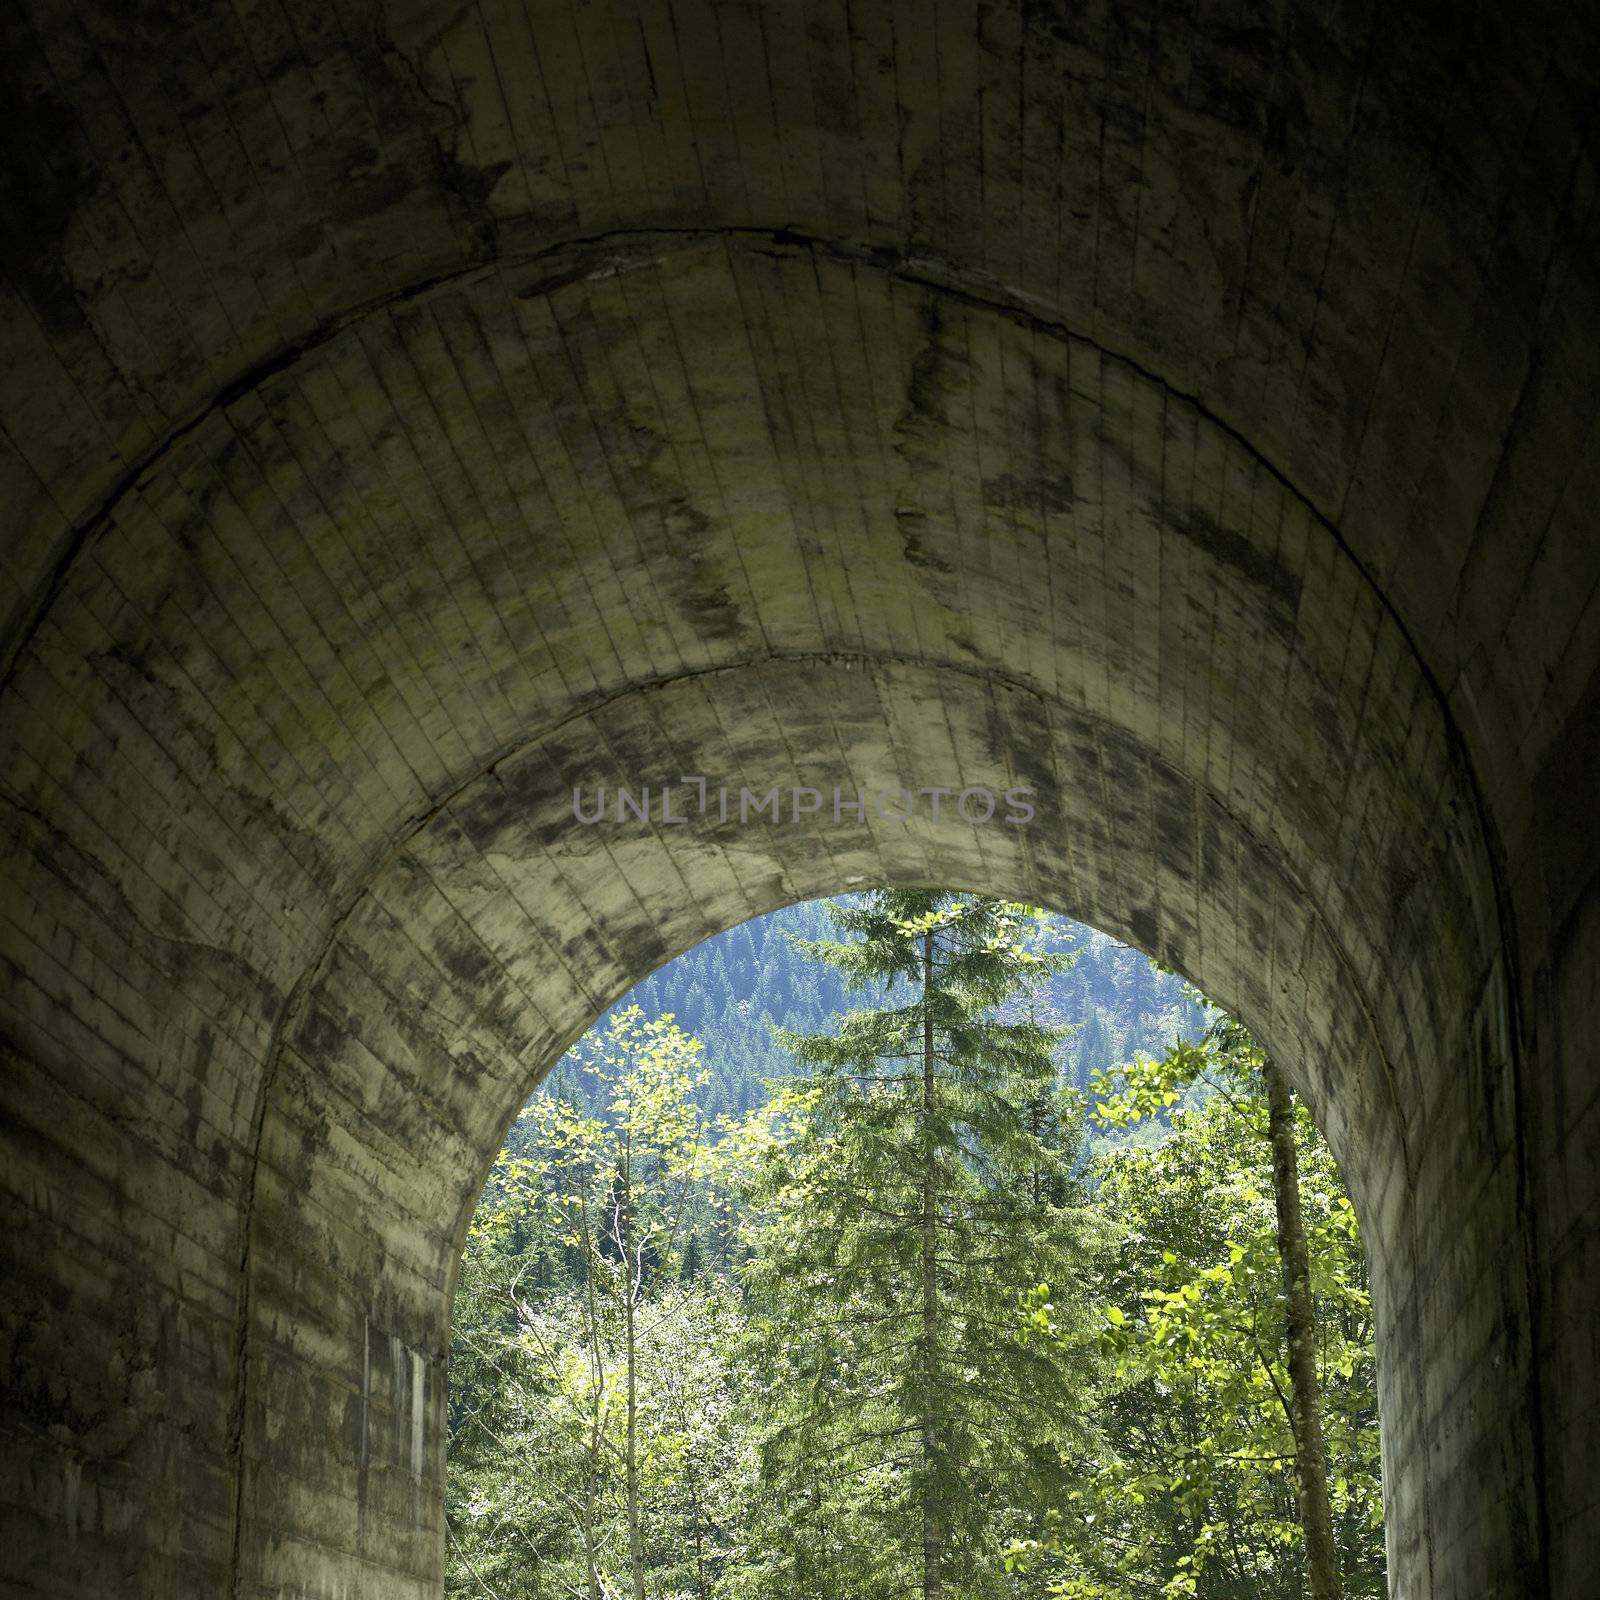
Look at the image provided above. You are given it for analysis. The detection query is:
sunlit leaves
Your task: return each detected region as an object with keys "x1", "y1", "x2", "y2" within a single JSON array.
[{"x1": 1012, "y1": 1021, "x2": 1386, "y2": 1599}]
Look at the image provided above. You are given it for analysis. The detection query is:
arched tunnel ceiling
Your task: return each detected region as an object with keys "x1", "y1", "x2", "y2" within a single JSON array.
[
  {"x1": 2, "y1": 0, "x2": 1598, "y2": 956},
  {"x1": 0, "y1": 1, "x2": 1597, "y2": 1597},
  {"x1": 1, "y1": 236, "x2": 1500, "y2": 1144},
  {"x1": 0, "y1": 234, "x2": 1526, "y2": 1598}
]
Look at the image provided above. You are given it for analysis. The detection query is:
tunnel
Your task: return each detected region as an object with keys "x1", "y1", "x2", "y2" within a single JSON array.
[{"x1": 0, "y1": 0, "x2": 1596, "y2": 1595}]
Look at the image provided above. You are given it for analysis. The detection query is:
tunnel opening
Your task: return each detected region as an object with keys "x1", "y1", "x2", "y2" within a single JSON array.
[
  {"x1": 443, "y1": 890, "x2": 1388, "y2": 1599},
  {"x1": 3, "y1": 9, "x2": 1584, "y2": 1578}
]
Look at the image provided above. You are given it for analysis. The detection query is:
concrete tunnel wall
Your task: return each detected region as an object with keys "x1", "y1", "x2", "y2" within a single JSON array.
[{"x1": 0, "y1": 2, "x2": 1596, "y2": 1598}]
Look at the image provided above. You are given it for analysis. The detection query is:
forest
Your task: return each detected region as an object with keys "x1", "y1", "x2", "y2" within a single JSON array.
[{"x1": 446, "y1": 893, "x2": 1387, "y2": 1600}]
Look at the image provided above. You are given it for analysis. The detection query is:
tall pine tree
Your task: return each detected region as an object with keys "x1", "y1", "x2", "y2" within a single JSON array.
[{"x1": 738, "y1": 890, "x2": 1101, "y2": 1600}]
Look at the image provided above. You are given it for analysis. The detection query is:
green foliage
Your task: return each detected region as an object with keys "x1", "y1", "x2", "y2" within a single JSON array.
[
  {"x1": 1008, "y1": 1017, "x2": 1386, "y2": 1599},
  {"x1": 446, "y1": 917, "x2": 1385, "y2": 1600},
  {"x1": 447, "y1": 1007, "x2": 742, "y2": 1600},
  {"x1": 733, "y1": 891, "x2": 1103, "y2": 1599}
]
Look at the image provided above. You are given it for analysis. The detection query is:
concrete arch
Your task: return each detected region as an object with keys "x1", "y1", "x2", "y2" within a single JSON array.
[{"x1": 0, "y1": 3, "x2": 1595, "y2": 1598}]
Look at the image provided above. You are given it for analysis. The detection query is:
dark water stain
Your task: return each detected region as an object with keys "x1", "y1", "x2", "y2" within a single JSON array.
[
  {"x1": 91, "y1": 637, "x2": 345, "y2": 901},
  {"x1": 1177, "y1": 501, "x2": 1302, "y2": 623},
  {"x1": 895, "y1": 508, "x2": 952, "y2": 574},
  {"x1": 600, "y1": 405, "x2": 746, "y2": 647},
  {"x1": 296, "y1": 995, "x2": 348, "y2": 1068},
  {"x1": 982, "y1": 689, "x2": 1060, "y2": 824},
  {"x1": 981, "y1": 471, "x2": 1075, "y2": 516},
  {"x1": 1126, "y1": 904, "x2": 1161, "y2": 958},
  {"x1": 365, "y1": 4, "x2": 517, "y2": 256},
  {"x1": 891, "y1": 299, "x2": 973, "y2": 589},
  {"x1": 438, "y1": 936, "x2": 496, "y2": 992},
  {"x1": 0, "y1": 63, "x2": 94, "y2": 339}
]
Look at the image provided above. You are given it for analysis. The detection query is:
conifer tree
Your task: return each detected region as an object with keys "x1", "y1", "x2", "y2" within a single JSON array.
[{"x1": 738, "y1": 890, "x2": 1100, "y2": 1600}]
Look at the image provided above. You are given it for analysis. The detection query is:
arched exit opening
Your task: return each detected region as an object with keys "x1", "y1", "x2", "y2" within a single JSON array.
[{"x1": 446, "y1": 889, "x2": 1390, "y2": 1598}]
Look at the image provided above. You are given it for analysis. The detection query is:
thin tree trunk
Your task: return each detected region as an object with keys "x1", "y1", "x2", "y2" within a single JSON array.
[
  {"x1": 920, "y1": 928, "x2": 944, "y2": 1600},
  {"x1": 685, "y1": 1457, "x2": 711, "y2": 1600},
  {"x1": 800, "y1": 1472, "x2": 823, "y2": 1595},
  {"x1": 583, "y1": 1452, "x2": 603, "y2": 1600},
  {"x1": 580, "y1": 1351, "x2": 603, "y2": 1600},
  {"x1": 625, "y1": 1280, "x2": 645, "y2": 1600},
  {"x1": 580, "y1": 1192, "x2": 605, "y2": 1600},
  {"x1": 620, "y1": 1155, "x2": 648, "y2": 1600},
  {"x1": 1262, "y1": 1056, "x2": 1343, "y2": 1600},
  {"x1": 449, "y1": 1524, "x2": 512, "y2": 1600}
]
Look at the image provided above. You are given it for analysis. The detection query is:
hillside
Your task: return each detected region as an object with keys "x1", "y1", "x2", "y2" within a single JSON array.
[{"x1": 531, "y1": 897, "x2": 1208, "y2": 1123}]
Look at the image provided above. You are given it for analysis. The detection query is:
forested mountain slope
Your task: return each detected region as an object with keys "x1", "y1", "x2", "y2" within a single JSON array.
[{"x1": 538, "y1": 900, "x2": 1207, "y2": 1121}]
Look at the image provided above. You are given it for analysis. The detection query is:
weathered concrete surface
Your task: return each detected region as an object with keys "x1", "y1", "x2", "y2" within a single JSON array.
[{"x1": 0, "y1": 2, "x2": 1594, "y2": 1596}]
